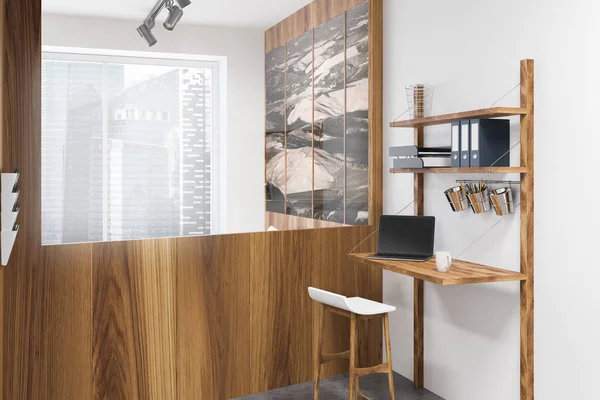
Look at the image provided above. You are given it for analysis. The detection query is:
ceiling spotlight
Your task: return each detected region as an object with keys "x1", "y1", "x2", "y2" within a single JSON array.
[
  {"x1": 164, "y1": 4, "x2": 184, "y2": 31},
  {"x1": 137, "y1": 24, "x2": 157, "y2": 47},
  {"x1": 138, "y1": 0, "x2": 191, "y2": 46}
]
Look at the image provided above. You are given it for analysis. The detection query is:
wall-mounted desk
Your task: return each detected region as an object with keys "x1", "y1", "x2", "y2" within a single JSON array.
[
  {"x1": 356, "y1": 59, "x2": 535, "y2": 399},
  {"x1": 348, "y1": 254, "x2": 526, "y2": 286}
]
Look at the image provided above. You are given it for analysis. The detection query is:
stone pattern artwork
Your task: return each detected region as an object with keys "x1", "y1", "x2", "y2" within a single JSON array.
[
  {"x1": 286, "y1": 30, "x2": 314, "y2": 217},
  {"x1": 265, "y1": 1, "x2": 369, "y2": 226},
  {"x1": 345, "y1": 2, "x2": 369, "y2": 225},
  {"x1": 265, "y1": 46, "x2": 286, "y2": 213},
  {"x1": 313, "y1": 13, "x2": 345, "y2": 223}
]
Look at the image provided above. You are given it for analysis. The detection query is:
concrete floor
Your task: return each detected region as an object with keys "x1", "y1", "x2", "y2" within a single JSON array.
[{"x1": 234, "y1": 372, "x2": 443, "y2": 400}]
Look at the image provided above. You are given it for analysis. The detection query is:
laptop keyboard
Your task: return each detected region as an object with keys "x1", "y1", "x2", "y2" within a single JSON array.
[{"x1": 370, "y1": 254, "x2": 430, "y2": 261}]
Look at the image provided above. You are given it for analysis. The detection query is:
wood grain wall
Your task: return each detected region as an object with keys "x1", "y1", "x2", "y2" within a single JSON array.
[{"x1": 1, "y1": 0, "x2": 383, "y2": 399}]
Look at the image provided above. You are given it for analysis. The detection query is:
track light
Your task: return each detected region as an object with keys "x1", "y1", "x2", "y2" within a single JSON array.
[
  {"x1": 137, "y1": 24, "x2": 158, "y2": 47},
  {"x1": 137, "y1": 0, "x2": 191, "y2": 46},
  {"x1": 164, "y1": 4, "x2": 184, "y2": 31}
]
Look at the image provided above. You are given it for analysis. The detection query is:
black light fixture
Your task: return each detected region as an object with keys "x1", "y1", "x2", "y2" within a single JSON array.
[
  {"x1": 137, "y1": 0, "x2": 192, "y2": 47},
  {"x1": 137, "y1": 24, "x2": 158, "y2": 47},
  {"x1": 164, "y1": 3, "x2": 184, "y2": 31}
]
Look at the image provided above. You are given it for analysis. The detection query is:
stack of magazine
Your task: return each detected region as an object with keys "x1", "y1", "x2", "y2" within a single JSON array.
[{"x1": 390, "y1": 146, "x2": 452, "y2": 168}]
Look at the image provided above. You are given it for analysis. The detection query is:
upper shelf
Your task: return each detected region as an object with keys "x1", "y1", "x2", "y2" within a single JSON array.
[
  {"x1": 390, "y1": 167, "x2": 527, "y2": 174},
  {"x1": 390, "y1": 107, "x2": 527, "y2": 128},
  {"x1": 348, "y1": 253, "x2": 527, "y2": 286}
]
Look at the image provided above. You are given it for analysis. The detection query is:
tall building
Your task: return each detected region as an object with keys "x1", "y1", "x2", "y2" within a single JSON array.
[
  {"x1": 108, "y1": 69, "x2": 180, "y2": 241},
  {"x1": 42, "y1": 61, "x2": 215, "y2": 244},
  {"x1": 180, "y1": 68, "x2": 213, "y2": 236},
  {"x1": 41, "y1": 61, "x2": 71, "y2": 244}
]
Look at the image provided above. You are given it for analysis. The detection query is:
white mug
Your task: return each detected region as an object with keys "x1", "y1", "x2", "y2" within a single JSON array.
[{"x1": 436, "y1": 251, "x2": 452, "y2": 272}]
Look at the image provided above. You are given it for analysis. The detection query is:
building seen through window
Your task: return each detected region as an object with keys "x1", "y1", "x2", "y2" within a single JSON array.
[{"x1": 41, "y1": 53, "x2": 218, "y2": 245}]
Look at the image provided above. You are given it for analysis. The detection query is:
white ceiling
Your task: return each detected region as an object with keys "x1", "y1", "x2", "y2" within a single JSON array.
[{"x1": 42, "y1": 0, "x2": 313, "y2": 29}]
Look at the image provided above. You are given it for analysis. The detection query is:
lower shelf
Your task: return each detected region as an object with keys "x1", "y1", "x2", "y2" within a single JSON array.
[{"x1": 349, "y1": 253, "x2": 526, "y2": 286}]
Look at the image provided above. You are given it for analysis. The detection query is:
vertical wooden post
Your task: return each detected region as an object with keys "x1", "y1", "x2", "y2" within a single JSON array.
[
  {"x1": 413, "y1": 121, "x2": 425, "y2": 388},
  {"x1": 519, "y1": 59, "x2": 534, "y2": 400},
  {"x1": 368, "y1": 0, "x2": 384, "y2": 225},
  {"x1": 0, "y1": 1, "x2": 4, "y2": 396}
]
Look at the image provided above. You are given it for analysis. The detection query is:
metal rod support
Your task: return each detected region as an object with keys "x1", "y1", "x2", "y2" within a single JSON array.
[{"x1": 456, "y1": 179, "x2": 520, "y2": 185}]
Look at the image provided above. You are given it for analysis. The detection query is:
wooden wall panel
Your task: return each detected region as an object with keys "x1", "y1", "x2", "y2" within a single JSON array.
[
  {"x1": 266, "y1": 211, "x2": 346, "y2": 230},
  {"x1": 265, "y1": 0, "x2": 365, "y2": 52},
  {"x1": 1, "y1": 0, "x2": 383, "y2": 398},
  {"x1": 92, "y1": 239, "x2": 175, "y2": 400},
  {"x1": 249, "y1": 230, "x2": 313, "y2": 392},
  {"x1": 175, "y1": 235, "x2": 250, "y2": 399},
  {"x1": 41, "y1": 244, "x2": 93, "y2": 399},
  {"x1": 2, "y1": 0, "x2": 43, "y2": 399}
]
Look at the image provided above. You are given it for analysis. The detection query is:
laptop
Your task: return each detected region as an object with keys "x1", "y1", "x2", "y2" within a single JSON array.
[{"x1": 367, "y1": 215, "x2": 435, "y2": 262}]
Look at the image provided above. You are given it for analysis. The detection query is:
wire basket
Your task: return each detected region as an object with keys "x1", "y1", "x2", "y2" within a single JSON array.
[{"x1": 406, "y1": 84, "x2": 434, "y2": 118}]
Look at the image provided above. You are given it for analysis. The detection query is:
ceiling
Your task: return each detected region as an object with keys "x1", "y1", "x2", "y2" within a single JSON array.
[{"x1": 42, "y1": 0, "x2": 313, "y2": 29}]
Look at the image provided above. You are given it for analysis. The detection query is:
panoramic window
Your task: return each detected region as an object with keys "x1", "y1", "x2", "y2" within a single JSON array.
[{"x1": 41, "y1": 51, "x2": 220, "y2": 245}]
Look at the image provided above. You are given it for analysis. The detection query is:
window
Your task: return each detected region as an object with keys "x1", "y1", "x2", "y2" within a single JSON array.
[{"x1": 41, "y1": 50, "x2": 220, "y2": 245}]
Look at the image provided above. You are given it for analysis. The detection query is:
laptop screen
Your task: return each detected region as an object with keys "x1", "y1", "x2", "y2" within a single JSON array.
[{"x1": 377, "y1": 216, "x2": 435, "y2": 257}]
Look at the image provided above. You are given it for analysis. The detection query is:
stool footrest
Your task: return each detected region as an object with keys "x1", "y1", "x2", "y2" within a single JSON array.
[
  {"x1": 353, "y1": 362, "x2": 390, "y2": 377},
  {"x1": 321, "y1": 350, "x2": 350, "y2": 363},
  {"x1": 357, "y1": 391, "x2": 374, "y2": 400}
]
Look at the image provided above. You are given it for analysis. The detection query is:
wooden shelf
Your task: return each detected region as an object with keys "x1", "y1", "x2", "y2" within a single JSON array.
[
  {"x1": 348, "y1": 253, "x2": 526, "y2": 286},
  {"x1": 390, "y1": 107, "x2": 527, "y2": 128},
  {"x1": 390, "y1": 167, "x2": 527, "y2": 174}
]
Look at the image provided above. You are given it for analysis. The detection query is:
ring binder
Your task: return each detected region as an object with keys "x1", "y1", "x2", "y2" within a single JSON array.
[
  {"x1": 460, "y1": 120, "x2": 470, "y2": 167},
  {"x1": 451, "y1": 122, "x2": 461, "y2": 167}
]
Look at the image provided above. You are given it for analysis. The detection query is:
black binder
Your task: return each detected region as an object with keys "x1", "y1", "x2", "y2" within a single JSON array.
[{"x1": 469, "y1": 119, "x2": 510, "y2": 167}]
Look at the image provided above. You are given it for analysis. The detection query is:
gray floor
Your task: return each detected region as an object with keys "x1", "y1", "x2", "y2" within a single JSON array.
[{"x1": 234, "y1": 373, "x2": 443, "y2": 400}]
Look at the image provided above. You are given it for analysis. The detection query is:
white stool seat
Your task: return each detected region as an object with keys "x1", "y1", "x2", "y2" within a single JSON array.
[
  {"x1": 308, "y1": 287, "x2": 396, "y2": 316},
  {"x1": 345, "y1": 297, "x2": 396, "y2": 316}
]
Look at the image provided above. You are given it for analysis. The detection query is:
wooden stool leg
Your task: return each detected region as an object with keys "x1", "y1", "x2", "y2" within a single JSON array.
[
  {"x1": 349, "y1": 313, "x2": 358, "y2": 400},
  {"x1": 349, "y1": 313, "x2": 357, "y2": 400},
  {"x1": 384, "y1": 314, "x2": 395, "y2": 400},
  {"x1": 314, "y1": 304, "x2": 325, "y2": 400}
]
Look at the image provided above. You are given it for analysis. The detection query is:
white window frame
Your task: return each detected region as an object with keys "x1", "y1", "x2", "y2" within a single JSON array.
[{"x1": 41, "y1": 46, "x2": 224, "y2": 242}]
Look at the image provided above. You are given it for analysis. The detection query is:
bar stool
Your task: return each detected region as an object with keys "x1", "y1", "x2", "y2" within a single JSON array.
[{"x1": 308, "y1": 287, "x2": 396, "y2": 400}]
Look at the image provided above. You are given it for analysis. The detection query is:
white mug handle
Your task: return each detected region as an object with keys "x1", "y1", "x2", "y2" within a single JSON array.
[{"x1": 446, "y1": 255, "x2": 452, "y2": 268}]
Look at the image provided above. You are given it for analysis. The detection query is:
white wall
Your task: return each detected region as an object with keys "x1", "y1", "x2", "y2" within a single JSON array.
[
  {"x1": 42, "y1": 14, "x2": 266, "y2": 235},
  {"x1": 384, "y1": 1, "x2": 600, "y2": 399}
]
